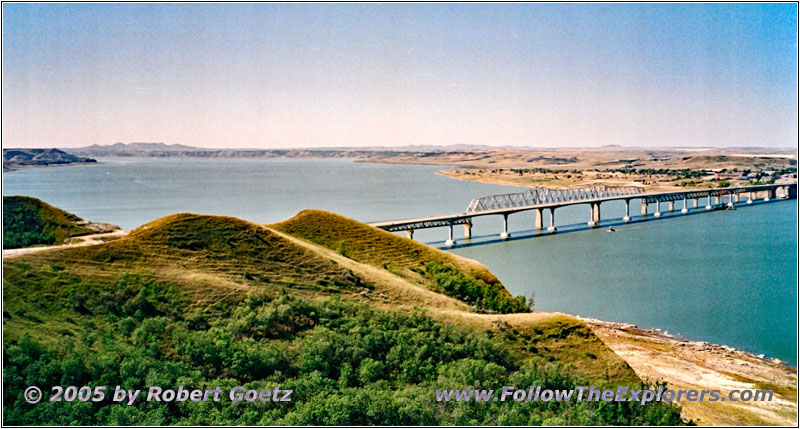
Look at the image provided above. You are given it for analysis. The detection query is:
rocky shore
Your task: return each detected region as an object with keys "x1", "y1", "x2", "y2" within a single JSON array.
[{"x1": 579, "y1": 316, "x2": 797, "y2": 426}]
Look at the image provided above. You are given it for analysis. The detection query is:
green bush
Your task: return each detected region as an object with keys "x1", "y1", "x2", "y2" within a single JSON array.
[
  {"x1": 2, "y1": 273, "x2": 684, "y2": 425},
  {"x1": 424, "y1": 262, "x2": 531, "y2": 313}
]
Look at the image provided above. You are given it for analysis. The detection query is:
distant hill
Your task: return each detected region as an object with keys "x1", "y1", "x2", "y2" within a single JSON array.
[
  {"x1": 75, "y1": 142, "x2": 199, "y2": 155},
  {"x1": 68, "y1": 142, "x2": 437, "y2": 160},
  {"x1": 2, "y1": 196, "x2": 116, "y2": 248},
  {"x1": 2, "y1": 148, "x2": 96, "y2": 171}
]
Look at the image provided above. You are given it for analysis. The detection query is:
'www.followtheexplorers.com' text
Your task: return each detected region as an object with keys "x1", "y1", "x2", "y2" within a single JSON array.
[{"x1": 435, "y1": 385, "x2": 774, "y2": 404}]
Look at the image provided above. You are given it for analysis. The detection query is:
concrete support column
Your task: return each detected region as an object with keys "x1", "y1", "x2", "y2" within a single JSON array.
[
  {"x1": 692, "y1": 198, "x2": 699, "y2": 208},
  {"x1": 764, "y1": 189, "x2": 772, "y2": 201},
  {"x1": 714, "y1": 196, "x2": 720, "y2": 205},
  {"x1": 727, "y1": 193, "x2": 734, "y2": 207},
  {"x1": 405, "y1": 230, "x2": 414, "y2": 240},
  {"x1": 654, "y1": 201, "x2": 661, "y2": 217},
  {"x1": 623, "y1": 199, "x2": 631, "y2": 222},
  {"x1": 705, "y1": 195, "x2": 713, "y2": 210},
  {"x1": 500, "y1": 214, "x2": 510, "y2": 239},
  {"x1": 641, "y1": 201, "x2": 648, "y2": 216},
  {"x1": 668, "y1": 201, "x2": 675, "y2": 212},
  {"x1": 594, "y1": 202, "x2": 601, "y2": 223},
  {"x1": 747, "y1": 191, "x2": 753, "y2": 204},
  {"x1": 588, "y1": 203, "x2": 600, "y2": 226},
  {"x1": 681, "y1": 197, "x2": 688, "y2": 213},
  {"x1": 534, "y1": 208, "x2": 543, "y2": 229},
  {"x1": 445, "y1": 224, "x2": 455, "y2": 247},
  {"x1": 547, "y1": 208, "x2": 557, "y2": 232},
  {"x1": 463, "y1": 223, "x2": 472, "y2": 239},
  {"x1": 734, "y1": 193, "x2": 740, "y2": 203}
]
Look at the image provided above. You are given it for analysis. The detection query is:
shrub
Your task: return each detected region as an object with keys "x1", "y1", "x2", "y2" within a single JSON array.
[{"x1": 424, "y1": 262, "x2": 531, "y2": 313}]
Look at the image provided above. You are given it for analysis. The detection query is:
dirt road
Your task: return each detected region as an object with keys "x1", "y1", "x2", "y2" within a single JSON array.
[{"x1": 2, "y1": 229, "x2": 130, "y2": 258}]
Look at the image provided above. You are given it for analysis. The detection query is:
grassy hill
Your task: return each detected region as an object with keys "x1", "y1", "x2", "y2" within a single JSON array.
[
  {"x1": 3, "y1": 196, "x2": 115, "y2": 249},
  {"x1": 272, "y1": 210, "x2": 529, "y2": 313},
  {"x1": 273, "y1": 210, "x2": 500, "y2": 283},
  {"x1": 3, "y1": 210, "x2": 684, "y2": 425}
]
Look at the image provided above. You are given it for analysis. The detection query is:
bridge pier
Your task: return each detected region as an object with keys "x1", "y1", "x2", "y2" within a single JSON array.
[
  {"x1": 668, "y1": 201, "x2": 674, "y2": 212},
  {"x1": 587, "y1": 203, "x2": 600, "y2": 226},
  {"x1": 445, "y1": 224, "x2": 456, "y2": 247},
  {"x1": 500, "y1": 214, "x2": 510, "y2": 239},
  {"x1": 692, "y1": 198, "x2": 699, "y2": 208},
  {"x1": 705, "y1": 195, "x2": 712, "y2": 210},
  {"x1": 405, "y1": 230, "x2": 414, "y2": 240},
  {"x1": 727, "y1": 192, "x2": 734, "y2": 207},
  {"x1": 547, "y1": 208, "x2": 557, "y2": 232},
  {"x1": 734, "y1": 193, "x2": 740, "y2": 203},
  {"x1": 463, "y1": 223, "x2": 472, "y2": 239},
  {"x1": 535, "y1": 208, "x2": 543, "y2": 229},
  {"x1": 714, "y1": 196, "x2": 720, "y2": 205},
  {"x1": 654, "y1": 201, "x2": 661, "y2": 217},
  {"x1": 623, "y1": 199, "x2": 631, "y2": 221},
  {"x1": 764, "y1": 189, "x2": 772, "y2": 201},
  {"x1": 747, "y1": 191, "x2": 753, "y2": 204},
  {"x1": 641, "y1": 201, "x2": 648, "y2": 216},
  {"x1": 681, "y1": 197, "x2": 688, "y2": 213}
]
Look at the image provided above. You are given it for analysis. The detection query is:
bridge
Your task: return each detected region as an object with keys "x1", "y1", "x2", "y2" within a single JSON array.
[{"x1": 369, "y1": 183, "x2": 797, "y2": 246}]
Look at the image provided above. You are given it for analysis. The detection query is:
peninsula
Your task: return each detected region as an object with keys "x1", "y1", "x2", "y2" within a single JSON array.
[{"x1": 2, "y1": 148, "x2": 97, "y2": 172}]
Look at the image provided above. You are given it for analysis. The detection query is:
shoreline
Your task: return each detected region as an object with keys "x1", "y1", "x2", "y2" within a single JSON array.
[
  {"x1": 435, "y1": 168, "x2": 798, "y2": 193},
  {"x1": 576, "y1": 315, "x2": 797, "y2": 426},
  {"x1": 2, "y1": 160, "x2": 99, "y2": 173}
]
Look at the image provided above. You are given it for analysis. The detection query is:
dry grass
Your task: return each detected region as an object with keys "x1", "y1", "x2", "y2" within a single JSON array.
[
  {"x1": 270, "y1": 209, "x2": 503, "y2": 284},
  {"x1": 4, "y1": 211, "x2": 641, "y2": 385}
]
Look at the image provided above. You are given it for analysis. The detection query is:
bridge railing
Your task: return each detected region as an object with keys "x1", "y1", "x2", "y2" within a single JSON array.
[{"x1": 465, "y1": 184, "x2": 644, "y2": 214}]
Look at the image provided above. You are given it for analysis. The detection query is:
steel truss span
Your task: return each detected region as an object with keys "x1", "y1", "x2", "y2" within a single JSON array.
[{"x1": 465, "y1": 184, "x2": 644, "y2": 214}]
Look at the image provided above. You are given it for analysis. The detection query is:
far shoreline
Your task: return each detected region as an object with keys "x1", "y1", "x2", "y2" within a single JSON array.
[{"x1": 2, "y1": 160, "x2": 99, "y2": 173}]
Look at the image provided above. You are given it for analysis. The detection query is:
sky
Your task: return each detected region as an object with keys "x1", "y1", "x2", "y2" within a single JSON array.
[{"x1": 2, "y1": 3, "x2": 797, "y2": 149}]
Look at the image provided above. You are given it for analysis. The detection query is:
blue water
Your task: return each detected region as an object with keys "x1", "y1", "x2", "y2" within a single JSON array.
[{"x1": 3, "y1": 158, "x2": 797, "y2": 364}]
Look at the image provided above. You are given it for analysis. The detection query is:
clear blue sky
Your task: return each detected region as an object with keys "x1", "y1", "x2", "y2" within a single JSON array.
[{"x1": 2, "y1": 3, "x2": 797, "y2": 148}]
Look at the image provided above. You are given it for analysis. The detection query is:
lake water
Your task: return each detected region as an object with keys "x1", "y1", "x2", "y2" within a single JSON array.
[{"x1": 3, "y1": 158, "x2": 797, "y2": 365}]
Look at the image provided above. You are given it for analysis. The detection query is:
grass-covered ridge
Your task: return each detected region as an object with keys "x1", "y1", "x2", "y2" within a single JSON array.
[
  {"x1": 3, "y1": 196, "x2": 113, "y2": 249},
  {"x1": 3, "y1": 210, "x2": 686, "y2": 425},
  {"x1": 272, "y1": 209, "x2": 528, "y2": 313},
  {"x1": 272, "y1": 210, "x2": 500, "y2": 284}
]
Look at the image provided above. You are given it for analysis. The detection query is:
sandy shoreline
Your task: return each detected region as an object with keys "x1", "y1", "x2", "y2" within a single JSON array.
[{"x1": 580, "y1": 316, "x2": 797, "y2": 426}]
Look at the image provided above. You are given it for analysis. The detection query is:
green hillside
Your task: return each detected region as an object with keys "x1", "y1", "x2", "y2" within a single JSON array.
[
  {"x1": 272, "y1": 210, "x2": 501, "y2": 283},
  {"x1": 3, "y1": 211, "x2": 685, "y2": 425},
  {"x1": 3, "y1": 196, "x2": 111, "y2": 249},
  {"x1": 272, "y1": 210, "x2": 528, "y2": 313}
]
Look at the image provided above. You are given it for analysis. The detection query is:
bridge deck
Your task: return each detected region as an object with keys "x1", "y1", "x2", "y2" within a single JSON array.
[{"x1": 369, "y1": 183, "x2": 796, "y2": 232}]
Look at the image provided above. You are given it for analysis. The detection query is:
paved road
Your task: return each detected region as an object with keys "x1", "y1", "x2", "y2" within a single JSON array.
[{"x1": 2, "y1": 230, "x2": 130, "y2": 258}]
